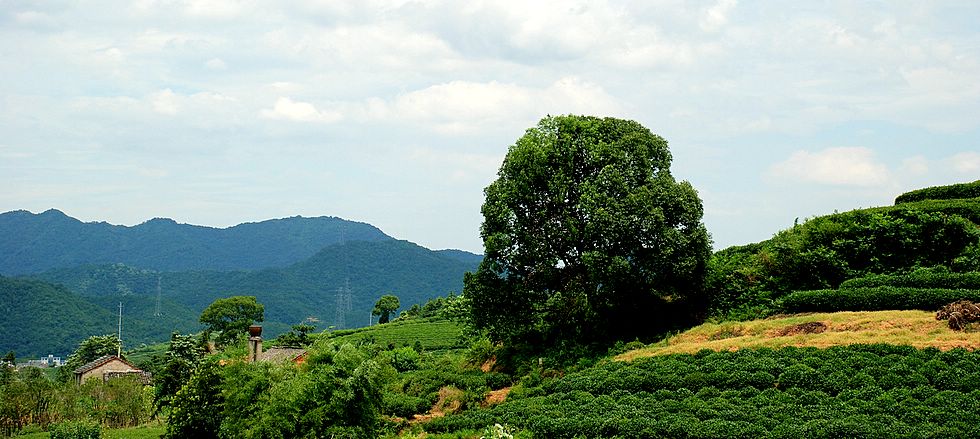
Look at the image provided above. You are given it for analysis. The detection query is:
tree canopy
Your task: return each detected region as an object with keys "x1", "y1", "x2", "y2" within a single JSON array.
[
  {"x1": 199, "y1": 296, "x2": 264, "y2": 347},
  {"x1": 464, "y1": 115, "x2": 711, "y2": 352},
  {"x1": 372, "y1": 295, "x2": 400, "y2": 324}
]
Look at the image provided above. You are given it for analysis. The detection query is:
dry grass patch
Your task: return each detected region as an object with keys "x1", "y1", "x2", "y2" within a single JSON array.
[{"x1": 618, "y1": 310, "x2": 980, "y2": 361}]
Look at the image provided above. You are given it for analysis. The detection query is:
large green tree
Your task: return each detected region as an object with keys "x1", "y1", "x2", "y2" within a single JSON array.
[
  {"x1": 372, "y1": 295, "x2": 400, "y2": 324},
  {"x1": 199, "y1": 296, "x2": 264, "y2": 348},
  {"x1": 464, "y1": 115, "x2": 711, "y2": 351}
]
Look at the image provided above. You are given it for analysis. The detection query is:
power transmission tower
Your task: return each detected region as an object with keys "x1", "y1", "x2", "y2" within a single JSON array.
[
  {"x1": 154, "y1": 275, "x2": 162, "y2": 317},
  {"x1": 333, "y1": 223, "x2": 353, "y2": 329}
]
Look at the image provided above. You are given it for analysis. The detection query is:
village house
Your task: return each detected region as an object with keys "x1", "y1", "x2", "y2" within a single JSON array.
[
  {"x1": 74, "y1": 355, "x2": 152, "y2": 384},
  {"x1": 247, "y1": 325, "x2": 307, "y2": 365},
  {"x1": 259, "y1": 347, "x2": 308, "y2": 365}
]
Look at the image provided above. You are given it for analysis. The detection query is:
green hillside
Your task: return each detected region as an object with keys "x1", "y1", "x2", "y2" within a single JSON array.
[
  {"x1": 708, "y1": 181, "x2": 980, "y2": 320},
  {"x1": 0, "y1": 276, "x2": 118, "y2": 357},
  {"x1": 19, "y1": 239, "x2": 478, "y2": 355},
  {"x1": 0, "y1": 209, "x2": 392, "y2": 274}
]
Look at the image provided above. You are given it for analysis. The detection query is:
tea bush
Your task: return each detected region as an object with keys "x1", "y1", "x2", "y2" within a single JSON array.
[
  {"x1": 895, "y1": 180, "x2": 980, "y2": 204},
  {"x1": 841, "y1": 266, "x2": 980, "y2": 290},
  {"x1": 424, "y1": 345, "x2": 980, "y2": 438},
  {"x1": 778, "y1": 287, "x2": 980, "y2": 313}
]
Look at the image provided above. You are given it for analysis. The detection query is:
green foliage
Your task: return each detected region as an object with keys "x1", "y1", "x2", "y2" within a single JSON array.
[
  {"x1": 49, "y1": 420, "x2": 102, "y2": 439},
  {"x1": 382, "y1": 392, "x2": 431, "y2": 418},
  {"x1": 895, "y1": 180, "x2": 980, "y2": 204},
  {"x1": 163, "y1": 358, "x2": 224, "y2": 439},
  {"x1": 708, "y1": 205, "x2": 980, "y2": 318},
  {"x1": 199, "y1": 296, "x2": 264, "y2": 348},
  {"x1": 153, "y1": 332, "x2": 206, "y2": 411},
  {"x1": 26, "y1": 238, "x2": 478, "y2": 353},
  {"x1": 778, "y1": 287, "x2": 980, "y2": 313},
  {"x1": 0, "y1": 276, "x2": 119, "y2": 358},
  {"x1": 841, "y1": 266, "x2": 980, "y2": 290},
  {"x1": 220, "y1": 342, "x2": 388, "y2": 438},
  {"x1": 326, "y1": 317, "x2": 467, "y2": 352},
  {"x1": 163, "y1": 341, "x2": 390, "y2": 438},
  {"x1": 424, "y1": 345, "x2": 980, "y2": 438},
  {"x1": 383, "y1": 346, "x2": 422, "y2": 372},
  {"x1": 272, "y1": 321, "x2": 317, "y2": 348},
  {"x1": 0, "y1": 367, "x2": 151, "y2": 437},
  {"x1": 60, "y1": 335, "x2": 122, "y2": 382},
  {"x1": 373, "y1": 294, "x2": 401, "y2": 324},
  {"x1": 466, "y1": 114, "x2": 711, "y2": 353}
]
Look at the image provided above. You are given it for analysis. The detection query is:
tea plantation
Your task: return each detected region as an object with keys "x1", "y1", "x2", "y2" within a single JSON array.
[{"x1": 426, "y1": 345, "x2": 980, "y2": 438}]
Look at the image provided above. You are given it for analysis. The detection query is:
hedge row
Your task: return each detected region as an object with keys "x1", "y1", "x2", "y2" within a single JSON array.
[
  {"x1": 778, "y1": 287, "x2": 980, "y2": 313},
  {"x1": 426, "y1": 345, "x2": 980, "y2": 438},
  {"x1": 841, "y1": 268, "x2": 980, "y2": 290},
  {"x1": 872, "y1": 197, "x2": 980, "y2": 225},
  {"x1": 895, "y1": 180, "x2": 980, "y2": 204}
]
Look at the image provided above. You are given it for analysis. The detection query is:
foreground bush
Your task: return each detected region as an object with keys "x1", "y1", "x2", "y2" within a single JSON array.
[
  {"x1": 424, "y1": 345, "x2": 980, "y2": 438},
  {"x1": 778, "y1": 287, "x2": 980, "y2": 313},
  {"x1": 49, "y1": 420, "x2": 102, "y2": 439}
]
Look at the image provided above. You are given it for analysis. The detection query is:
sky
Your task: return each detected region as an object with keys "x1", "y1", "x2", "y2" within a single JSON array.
[{"x1": 2, "y1": 1, "x2": 979, "y2": 254}]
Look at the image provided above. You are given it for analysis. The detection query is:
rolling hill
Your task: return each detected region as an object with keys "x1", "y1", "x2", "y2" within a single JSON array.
[
  {"x1": 0, "y1": 210, "x2": 482, "y2": 357},
  {"x1": 13, "y1": 239, "x2": 479, "y2": 357}
]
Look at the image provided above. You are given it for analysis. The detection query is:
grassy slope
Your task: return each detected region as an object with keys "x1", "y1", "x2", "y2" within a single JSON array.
[{"x1": 619, "y1": 310, "x2": 980, "y2": 360}]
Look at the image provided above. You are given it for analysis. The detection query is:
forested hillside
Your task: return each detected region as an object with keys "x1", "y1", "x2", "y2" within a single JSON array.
[
  {"x1": 11, "y1": 239, "x2": 479, "y2": 356},
  {"x1": 0, "y1": 209, "x2": 392, "y2": 274},
  {"x1": 0, "y1": 276, "x2": 118, "y2": 356}
]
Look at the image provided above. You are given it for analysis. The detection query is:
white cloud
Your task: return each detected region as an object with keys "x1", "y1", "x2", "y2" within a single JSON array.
[
  {"x1": 261, "y1": 97, "x2": 343, "y2": 123},
  {"x1": 949, "y1": 152, "x2": 980, "y2": 174},
  {"x1": 700, "y1": 0, "x2": 737, "y2": 32},
  {"x1": 371, "y1": 77, "x2": 621, "y2": 135},
  {"x1": 205, "y1": 57, "x2": 227, "y2": 70},
  {"x1": 408, "y1": 148, "x2": 501, "y2": 182},
  {"x1": 14, "y1": 10, "x2": 57, "y2": 28},
  {"x1": 769, "y1": 147, "x2": 892, "y2": 187},
  {"x1": 900, "y1": 156, "x2": 930, "y2": 176},
  {"x1": 150, "y1": 89, "x2": 179, "y2": 115}
]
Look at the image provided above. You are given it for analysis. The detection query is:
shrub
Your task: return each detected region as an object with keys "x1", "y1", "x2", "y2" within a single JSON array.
[
  {"x1": 386, "y1": 346, "x2": 422, "y2": 372},
  {"x1": 383, "y1": 392, "x2": 431, "y2": 418},
  {"x1": 841, "y1": 267, "x2": 980, "y2": 290},
  {"x1": 895, "y1": 181, "x2": 980, "y2": 204},
  {"x1": 778, "y1": 287, "x2": 980, "y2": 313},
  {"x1": 49, "y1": 420, "x2": 102, "y2": 439}
]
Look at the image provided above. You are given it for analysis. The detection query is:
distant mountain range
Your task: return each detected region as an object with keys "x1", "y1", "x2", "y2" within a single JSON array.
[
  {"x1": 0, "y1": 209, "x2": 392, "y2": 274},
  {"x1": 0, "y1": 210, "x2": 481, "y2": 357}
]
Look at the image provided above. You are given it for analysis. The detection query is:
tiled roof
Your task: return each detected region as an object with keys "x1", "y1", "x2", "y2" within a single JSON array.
[
  {"x1": 73, "y1": 355, "x2": 139, "y2": 375},
  {"x1": 260, "y1": 348, "x2": 307, "y2": 363}
]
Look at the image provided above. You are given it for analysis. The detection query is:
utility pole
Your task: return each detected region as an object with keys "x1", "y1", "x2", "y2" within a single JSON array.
[{"x1": 117, "y1": 302, "x2": 123, "y2": 357}]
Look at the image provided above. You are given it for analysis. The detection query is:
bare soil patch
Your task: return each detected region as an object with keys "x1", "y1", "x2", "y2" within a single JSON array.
[{"x1": 772, "y1": 321, "x2": 827, "y2": 336}]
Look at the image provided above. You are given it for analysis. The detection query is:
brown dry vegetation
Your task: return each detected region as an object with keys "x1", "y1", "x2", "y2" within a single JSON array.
[{"x1": 617, "y1": 310, "x2": 980, "y2": 361}]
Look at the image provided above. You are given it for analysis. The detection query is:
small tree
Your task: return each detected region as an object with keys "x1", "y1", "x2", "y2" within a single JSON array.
[
  {"x1": 153, "y1": 332, "x2": 206, "y2": 411},
  {"x1": 199, "y1": 296, "x2": 264, "y2": 348},
  {"x1": 273, "y1": 321, "x2": 317, "y2": 348},
  {"x1": 372, "y1": 295, "x2": 400, "y2": 324},
  {"x1": 163, "y1": 359, "x2": 224, "y2": 439}
]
